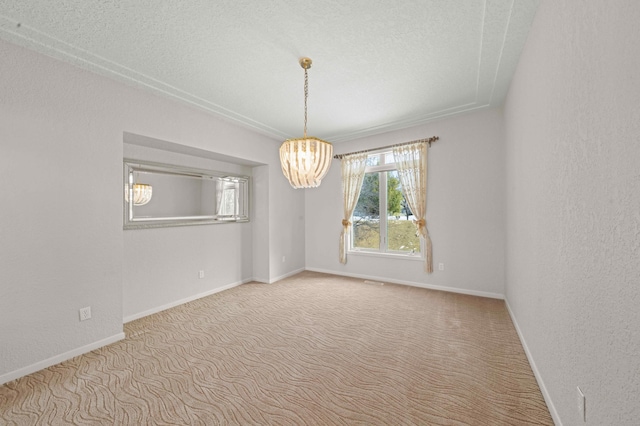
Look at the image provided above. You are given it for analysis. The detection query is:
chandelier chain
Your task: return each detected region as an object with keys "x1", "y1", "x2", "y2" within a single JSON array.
[
  {"x1": 278, "y1": 56, "x2": 333, "y2": 189},
  {"x1": 303, "y1": 68, "x2": 308, "y2": 138}
]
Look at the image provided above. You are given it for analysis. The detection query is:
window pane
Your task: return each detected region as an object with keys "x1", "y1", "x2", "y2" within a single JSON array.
[
  {"x1": 220, "y1": 186, "x2": 236, "y2": 216},
  {"x1": 384, "y1": 152, "x2": 395, "y2": 165},
  {"x1": 352, "y1": 172, "x2": 380, "y2": 250},
  {"x1": 366, "y1": 154, "x2": 380, "y2": 167},
  {"x1": 386, "y1": 171, "x2": 420, "y2": 253}
]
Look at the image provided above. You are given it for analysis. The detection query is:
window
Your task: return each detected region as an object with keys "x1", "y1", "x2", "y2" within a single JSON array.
[{"x1": 351, "y1": 152, "x2": 422, "y2": 256}]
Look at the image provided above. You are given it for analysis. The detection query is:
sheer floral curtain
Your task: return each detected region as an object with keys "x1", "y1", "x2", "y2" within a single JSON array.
[
  {"x1": 393, "y1": 142, "x2": 433, "y2": 273},
  {"x1": 339, "y1": 153, "x2": 368, "y2": 264}
]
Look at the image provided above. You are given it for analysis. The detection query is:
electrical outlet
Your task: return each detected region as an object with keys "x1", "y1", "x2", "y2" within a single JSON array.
[
  {"x1": 199, "y1": 270, "x2": 205, "y2": 279},
  {"x1": 79, "y1": 307, "x2": 91, "y2": 321},
  {"x1": 577, "y1": 386, "x2": 586, "y2": 422},
  {"x1": 282, "y1": 256, "x2": 286, "y2": 263},
  {"x1": 438, "y1": 262, "x2": 445, "y2": 271}
]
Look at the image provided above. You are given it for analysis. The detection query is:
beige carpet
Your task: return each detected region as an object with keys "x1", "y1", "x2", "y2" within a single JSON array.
[{"x1": 0, "y1": 271, "x2": 552, "y2": 425}]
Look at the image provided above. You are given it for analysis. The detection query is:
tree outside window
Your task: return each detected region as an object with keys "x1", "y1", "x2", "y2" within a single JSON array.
[{"x1": 351, "y1": 153, "x2": 421, "y2": 255}]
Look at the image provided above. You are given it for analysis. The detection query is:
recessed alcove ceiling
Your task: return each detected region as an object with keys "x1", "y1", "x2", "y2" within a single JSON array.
[
  {"x1": 124, "y1": 132, "x2": 264, "y2": 167},
  {"x1": 0, "y1": 1, "x2": 539, "y2": 143}
]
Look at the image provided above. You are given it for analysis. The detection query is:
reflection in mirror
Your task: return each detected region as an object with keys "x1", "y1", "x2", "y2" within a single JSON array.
[{"x1": 124, "y1": 159, "x2": 249, "y2": 229}]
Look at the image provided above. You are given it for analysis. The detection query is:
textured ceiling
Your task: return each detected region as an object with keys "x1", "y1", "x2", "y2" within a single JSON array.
[{"x1": 0, "y1": 1, "x2": 539, "y2": 143}]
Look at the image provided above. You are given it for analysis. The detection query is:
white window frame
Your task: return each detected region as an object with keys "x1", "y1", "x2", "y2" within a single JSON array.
[{"x1": 349, "y1": 151, "x2": 424, "y2": 260}]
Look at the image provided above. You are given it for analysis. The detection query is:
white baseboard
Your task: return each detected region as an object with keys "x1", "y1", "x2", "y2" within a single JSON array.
[
  {"x1": 0, "y1": 332, "x2": 125, "y2": 386},
  {"x1": 123, "y1": 279, "x2": 251, "y2": 323},
  {"x1": 505, "y1": 299, "x2": 562, "y2": 426},
  {"x1": 305, "y1": 267, "x2": 504, "y2": 300},
  {"x1": 267, "y1": 267, "x2": 306, "y2": 284}
]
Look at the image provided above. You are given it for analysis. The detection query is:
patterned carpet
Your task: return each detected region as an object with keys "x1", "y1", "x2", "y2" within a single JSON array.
[{"x1": 0, "y1": 271, "x2": 552, "y2": 425}]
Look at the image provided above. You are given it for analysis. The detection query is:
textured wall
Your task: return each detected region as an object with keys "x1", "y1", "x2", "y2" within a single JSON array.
[
  {"x1": 305, "y1": 108, "x2": 506, "y2": 297},
  {"x1": 504, "y1": 1, "x2": 640, "y2": 424},
  {"x1": 0, "y1": 38, "x2": 305, "y2": 383}
]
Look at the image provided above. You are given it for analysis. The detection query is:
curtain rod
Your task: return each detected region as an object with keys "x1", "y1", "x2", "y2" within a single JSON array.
[{"x1": 333, "y1": 136, "x2": 439, "y2": 160}]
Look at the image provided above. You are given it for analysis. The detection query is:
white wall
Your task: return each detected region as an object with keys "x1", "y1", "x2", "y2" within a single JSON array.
[
  {"x1": 122, "y1": 143, "x2": 254, "y2": 321},
  {"x1": 0, "y1": 38, "x2": 305, "y2": 383},
  {"x1": 305, "y1": 108, "x2": 506, "y2": 298},
  {"x1": 268, "y1": 162, "x2": 307, "y2": 283},
  {"x1": 504, "y1": 1, "x2": 640, "y2": 424},
  {"x1": 252, "y1": 165, "x2": 271, "y2": 283}
]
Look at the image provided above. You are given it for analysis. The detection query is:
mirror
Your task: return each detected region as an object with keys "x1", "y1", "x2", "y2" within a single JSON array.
[{"x1": 124, "y1": 159, "x2": 249, "y2": 229}]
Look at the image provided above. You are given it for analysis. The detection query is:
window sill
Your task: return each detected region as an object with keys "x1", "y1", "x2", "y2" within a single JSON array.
[{"x1": 347, "y1": 250, "x2": 425, "y2": 261}]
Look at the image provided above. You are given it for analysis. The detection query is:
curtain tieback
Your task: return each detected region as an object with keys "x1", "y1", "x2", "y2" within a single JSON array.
[
  {"x1": 342, "y1": 219, "x2": 352, "y2": 227},
  {"x1": 413, "y1": 218, "x2": 426, "y2": 228}
]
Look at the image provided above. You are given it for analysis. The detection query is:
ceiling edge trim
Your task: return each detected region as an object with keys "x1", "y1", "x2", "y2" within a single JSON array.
[
  {"x1": 0, "y1": 15, "x2": 288, "y2": 141},
  {"x1": 474, "y1": 0, "x2": 489, "y2": 103},
  {"x1": 487, "y1": 0, "x2": 515, "y2": 105},
  {"x1": 489, "y1": 0, "x2": 541, "y2": 105},
  {"x1": 326, "y1": 104, "x2": 492, "y2": 143}
]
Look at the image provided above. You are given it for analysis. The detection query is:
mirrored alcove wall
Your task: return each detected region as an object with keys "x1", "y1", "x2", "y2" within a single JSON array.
[{"x1": 123, "y1": 133, "x2": 259, "y2": 230}]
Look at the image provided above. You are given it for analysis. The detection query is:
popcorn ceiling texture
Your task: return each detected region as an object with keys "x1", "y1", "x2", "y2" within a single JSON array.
[
  {"x1": 504, "y1": 1, "x2": 640, "y2": 424},
  {"x1": 0, "y1": 0, "x2": 538, "y2": 142}
]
